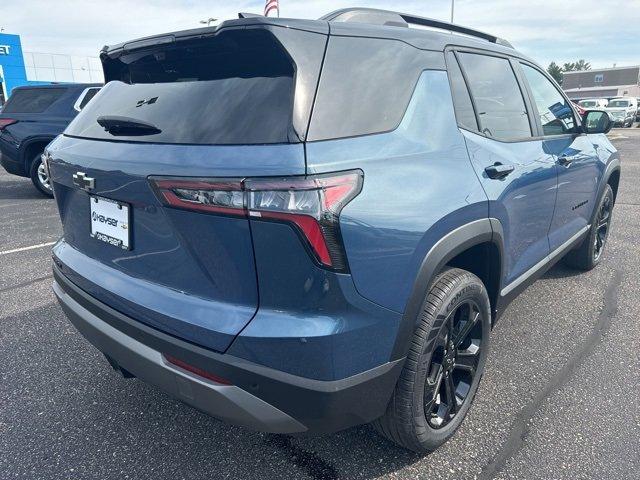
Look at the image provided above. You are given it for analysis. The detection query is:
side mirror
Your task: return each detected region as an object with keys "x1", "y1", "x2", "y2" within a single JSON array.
[{"x1": 582, "y1": 110, "x2": 612, "y2": 134}]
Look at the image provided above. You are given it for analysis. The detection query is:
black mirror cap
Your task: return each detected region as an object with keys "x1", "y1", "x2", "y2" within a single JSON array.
[{"x1": 582, "y1": 109, "x2": 613, "y2": 134}]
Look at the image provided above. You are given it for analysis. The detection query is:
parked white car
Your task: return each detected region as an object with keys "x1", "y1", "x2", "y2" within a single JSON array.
[
  {"x1": 578, "y1": 98, "x2": 609, "y2": 109},
  {"x1": 606, "y1": 98, "x2": 637, "y2": 127}
]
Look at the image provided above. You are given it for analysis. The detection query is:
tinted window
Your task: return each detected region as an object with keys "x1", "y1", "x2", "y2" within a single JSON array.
[
  {"x1": 458, "y1": 53, "x2": 531, "y2": 140},
  {"x1": 308, "y1": 37, "x2": 442, "y2": 141},
  {"x1": 446, "y1": 52, "x2": 478, "y2": 131},
  {"x1": 77, "y1": 88, "x2": 100, "y2": 110},
  {"x1": 521, "y1": 64, "x2": 576, "y2": 136},
  {"x1": 608, "y1": 100, "x2": 629, "y2": 108},
  {"x1": 3, "y1": 88, "x2": 66, "y2": 113},
  {"x1": 67, "y1": 29, "x2": 296, "y2": 145}
]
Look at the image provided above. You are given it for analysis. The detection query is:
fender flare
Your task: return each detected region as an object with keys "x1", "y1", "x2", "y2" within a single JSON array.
[
  {"x1": 590, "y1": 157, "x2": 621, "y2": 225},
  {"x1": 602, "y1": 157, "x2": 621, "y2": 196},
  {"x1": 390, "y1": 218, "x2": 503, "y2": 360}
]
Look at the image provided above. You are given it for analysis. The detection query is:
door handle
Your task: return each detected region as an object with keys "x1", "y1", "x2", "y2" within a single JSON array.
[
  {"x1": 485, "y1": 163, "x2": 515, "y2": 180},
  {"x1": 558, "y1": 155, "x2": 574, "y2": 167}
]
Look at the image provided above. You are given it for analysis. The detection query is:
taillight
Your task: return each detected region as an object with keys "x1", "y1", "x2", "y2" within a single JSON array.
[
  {"x1": 152, "y1": 178, "x2": 245, "y2": 216},
  {"x1": 150, "y1": 170, "x2": 363, "y2": 272},
  {"x1": 0, "y1": 118, "x2": 17, "y2": 130}
]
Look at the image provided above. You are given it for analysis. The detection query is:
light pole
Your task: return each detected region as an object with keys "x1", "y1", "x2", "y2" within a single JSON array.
[
  {"x1": 450, "y1": 0, "x2": 455, "y2": 23},
  {"x1": 199, "y1": 18, "x2": 217, "y2": 26}
]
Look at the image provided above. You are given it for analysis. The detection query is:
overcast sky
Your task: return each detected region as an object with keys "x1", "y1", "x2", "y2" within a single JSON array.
[{"x1": 1, "y1": 0, "x2": 638, "y2": 69}]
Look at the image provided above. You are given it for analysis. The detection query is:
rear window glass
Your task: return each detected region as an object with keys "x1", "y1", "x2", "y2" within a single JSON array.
[
  {"x1": 66, "y1": 29, "x2": 296, "y2": 145},
  {"x1": 3, "y1": 88, "x2": 66, "y2": 113}
]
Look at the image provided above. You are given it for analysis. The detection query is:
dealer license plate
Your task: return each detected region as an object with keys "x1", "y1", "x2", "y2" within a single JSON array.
[{"x1": 89, "y1": 196, "x2": 131, "y2": 250}]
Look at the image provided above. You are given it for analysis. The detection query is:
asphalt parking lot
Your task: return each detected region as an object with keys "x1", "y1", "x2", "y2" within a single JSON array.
[{"x1": 1, "y1": 128, "x2": 639, "y2": 480}]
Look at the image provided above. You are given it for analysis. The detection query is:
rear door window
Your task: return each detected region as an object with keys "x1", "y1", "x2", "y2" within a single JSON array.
[
  {"x1": 446, "y1": 52, "x2": 478, "y2": 132},
  {"x1": 521, "y1": 64, "x2": 577, "y2": 136},
  {"x1": 66, "y1": 29, "x2": 297, "y2": 145},
  {"x1": 458, "y1": 53, "x2": 531, "y2": 141},
  {"x1": 2, "y1": 88, "x2": 67, "y2": 113}
]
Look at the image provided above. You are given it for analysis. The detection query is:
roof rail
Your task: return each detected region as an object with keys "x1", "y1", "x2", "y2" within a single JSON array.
[{"x1": 320, "y1": 8, "x2": 513, "y2": 48}]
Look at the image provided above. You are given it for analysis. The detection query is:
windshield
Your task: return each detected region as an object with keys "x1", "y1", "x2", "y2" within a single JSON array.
[
  {"x1": 66, "y1": 29, "x2": 297, "y2": 145},
  {"x1": 608, "y1": 100, "x2": 629, "y2": 108},
  {"x1": 579, "y1": 101, "x2": 596, "y2": 107}
]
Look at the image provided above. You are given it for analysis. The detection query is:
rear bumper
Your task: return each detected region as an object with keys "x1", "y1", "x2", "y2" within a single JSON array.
[{"x1": 53, "y1": 264, "x2": 403, "y2": 435}]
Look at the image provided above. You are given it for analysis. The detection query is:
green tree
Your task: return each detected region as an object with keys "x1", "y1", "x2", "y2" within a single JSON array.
[
  {"x1": 547, "y1": 62, "x2": 563, "y2": 85},
  {"x1": 547, "y1": 60, "x2": 592, "y2": 86},
  {"x1": 573, "y1": 59, "x2": 591, "y2": 71},
  {"x1": 562, "y1": 60, "x2": 591, "y2": 73}
]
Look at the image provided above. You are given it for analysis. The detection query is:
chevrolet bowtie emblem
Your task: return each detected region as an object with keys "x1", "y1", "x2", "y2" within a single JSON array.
[{"x1": 73, "y1": 172, "x2": 95, "y2": 191}]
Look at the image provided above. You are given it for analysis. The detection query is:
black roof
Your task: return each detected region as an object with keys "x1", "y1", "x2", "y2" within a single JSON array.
[{"x1": 101, "y1": 7, "x2": 526, "y2": 62}]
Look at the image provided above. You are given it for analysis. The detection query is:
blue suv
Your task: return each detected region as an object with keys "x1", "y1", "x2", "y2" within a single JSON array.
[
  {"x1": 0, "y1": 83, "x2": 101, "y2": 196},
  {"x1": 47, "y1": 9, "x2": 620, "y2": 452}
]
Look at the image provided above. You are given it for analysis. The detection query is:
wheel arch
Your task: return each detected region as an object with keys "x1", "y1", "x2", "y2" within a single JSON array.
[
  {"x1": 20, "y1": 136, "x2": 55, "y2": 171},
  {"x1": 390, "y1": 218, "x2": 504, "y2": 360},
  {"x1": 589, "y1": 158, "x2": 621, "y2": 226},
  {"x1": 607, "y1": 167, "x2": 620, "y2": 204}
]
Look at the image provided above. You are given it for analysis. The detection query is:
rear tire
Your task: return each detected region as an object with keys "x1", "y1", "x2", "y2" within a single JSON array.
[
  {"x1": 564, "y1": 184, "x2": 614, "y2": 270},
  {"x1": 29, "y1": 152, "x2": 53, "y2": 197},
  {"x1": 373, "y1": 268, "x2": 491, "y2": 453}
]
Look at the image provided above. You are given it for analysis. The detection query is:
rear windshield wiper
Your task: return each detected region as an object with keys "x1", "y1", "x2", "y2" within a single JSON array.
[{"x1": 97, "y1": 115, "x2": 161, "y2": 136}]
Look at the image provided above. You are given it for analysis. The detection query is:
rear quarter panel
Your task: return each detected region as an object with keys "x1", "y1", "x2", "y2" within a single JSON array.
[{"x1": 306, "y1": 69, "x2": 488, "y2": 313}]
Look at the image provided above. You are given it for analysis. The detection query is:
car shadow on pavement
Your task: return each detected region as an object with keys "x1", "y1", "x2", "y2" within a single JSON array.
[
  {"x1": 542, "y1": 262, "x2": 588, "y2": 280},
  {"x1": 110, "y1": 378, "x2": 423, "y2": 480},
  {"x1": 263, "y1": 427, "x2": 422, "y2": 480}
]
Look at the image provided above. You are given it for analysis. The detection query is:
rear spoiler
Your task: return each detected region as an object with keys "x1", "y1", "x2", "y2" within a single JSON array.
[{"x1": 100, "y1": 16, "x2": 327, "y2": 60}]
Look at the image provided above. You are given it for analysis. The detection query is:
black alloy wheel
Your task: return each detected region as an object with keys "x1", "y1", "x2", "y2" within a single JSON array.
[
  {"x1": 424, "y1": 300, "x2": 484, "y2": 429},
  {"x1": 593, "y1": 191, "x2": 612, "y2": 262},
  {"x1": 374, "y1": 268, "x2": 491, "y2": 453},
  {"x1": 564, "y1": 183, "x2": 614, "y2": 271}
]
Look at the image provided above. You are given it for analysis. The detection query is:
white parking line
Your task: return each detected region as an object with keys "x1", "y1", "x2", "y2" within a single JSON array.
[
  {"x1": 0, "y1": 241, "x2": 56, "y2": 256},
  {"x1": 0, "y1": 203, "x2": 30, "y2": 209}
]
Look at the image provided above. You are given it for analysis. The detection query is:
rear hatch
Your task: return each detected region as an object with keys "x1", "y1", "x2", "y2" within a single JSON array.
[{"x1": 48, "y1": 21, "x2": 328, "y2": 352}]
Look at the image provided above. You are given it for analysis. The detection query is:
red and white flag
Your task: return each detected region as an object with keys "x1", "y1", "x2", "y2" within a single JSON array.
[{"x1": 264, "y1": 0, "x2": 279, "y2": 17}]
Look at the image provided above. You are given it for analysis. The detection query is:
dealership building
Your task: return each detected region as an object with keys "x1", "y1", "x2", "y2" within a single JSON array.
[
  {"x1": 0, "y1": 32, "x2": 103, "y2": 105},
  {"x1": 562, "y1": 65, "x2": 640, "y2": 100}
]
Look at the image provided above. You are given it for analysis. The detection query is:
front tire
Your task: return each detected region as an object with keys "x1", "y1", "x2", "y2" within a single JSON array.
[
  {"x1": 564, "y1": 184, "x2": 614, "y2": 270},
  {"x1": 373, "y1": 268, "x2": 491, "y2": 453},
  {"x1": 29, "y1": 152, "x2": 53, "y2": 197}
]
